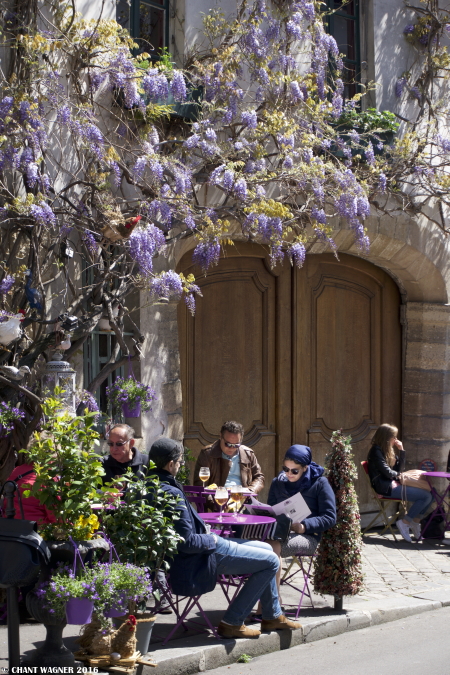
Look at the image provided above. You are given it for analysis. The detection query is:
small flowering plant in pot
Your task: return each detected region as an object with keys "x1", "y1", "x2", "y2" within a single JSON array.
[
  {"x1": 106, "y1": 376, "x2": 156, "y2": 418},
  {"x1": 35, "y1": 563, "x2": 99, "y2": 625},
  {"x1": 93, "y1": 562, "x2": 153, "y2": 620},
  {"x1": 0, "y1": 400, "x2": 25, "y2": 437}
]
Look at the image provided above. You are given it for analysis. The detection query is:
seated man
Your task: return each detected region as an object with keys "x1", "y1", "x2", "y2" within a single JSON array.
[
  {"x1": 193, "y1": 421, "x2": 264, "y2": 499},
  {"x1": 101, "y1": 423, "x2": 148, "y2": 485},
  {"x1": 148, "y1": 437, "x2": 301, "y2": 639}
]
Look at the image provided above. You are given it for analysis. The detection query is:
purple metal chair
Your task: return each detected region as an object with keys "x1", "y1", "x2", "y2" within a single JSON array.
[
  {"x1": 280, "y1": 555, "x2": 316, "y2": 619},
  {"x1": 183, "y1": 486, "x2": 207, "y2": 512},
  {"x1": 154, "y1": 574, "x2": 220, "y2": 645}
]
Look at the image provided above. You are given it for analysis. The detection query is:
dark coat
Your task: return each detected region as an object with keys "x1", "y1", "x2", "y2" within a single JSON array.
[
  {"x1": 267, "y1": 473, "x2": 336, "y2": 541},
  {"x1": 367, "y1": 445, "x2": 400, "y2": 496},
  {"x1": 101, "y1": 449, "x2": 149, "y2": 485},
  {"x1": 149, "y1": 469, "x2": 217, "y2": 596}
]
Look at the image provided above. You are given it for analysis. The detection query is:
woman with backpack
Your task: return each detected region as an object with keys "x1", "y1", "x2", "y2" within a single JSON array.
[{"x1": 367, "y1": 423, "x2": 433, "y2": 542}]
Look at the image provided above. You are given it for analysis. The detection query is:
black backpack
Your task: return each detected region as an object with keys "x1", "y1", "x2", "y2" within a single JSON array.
[
  {"x1": 420, "y1": 514, "x2": 445, "y2": 540},
  {"x1": 0, "y1": 479, "x2": 51, "y2": 588}
]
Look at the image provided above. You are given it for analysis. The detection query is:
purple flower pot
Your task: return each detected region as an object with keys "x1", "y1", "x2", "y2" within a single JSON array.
[
  {"x1": 122, "y1": 401, "x2": 141, "y2": 418},
  {"x1": 65, "y1": 598, "x2": 94, "y2": 625},
  {"x1": 104, "y1": 593, "x2": 128, "y2": 618}
]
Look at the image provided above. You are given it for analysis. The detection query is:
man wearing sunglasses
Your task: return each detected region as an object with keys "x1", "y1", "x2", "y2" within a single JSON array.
[
  {"x1": 193, "y1": 421, "x2": 264, "y2": 502},
  {"x1": 101, "y1": 423, "x2": 149, "y2": 485}
]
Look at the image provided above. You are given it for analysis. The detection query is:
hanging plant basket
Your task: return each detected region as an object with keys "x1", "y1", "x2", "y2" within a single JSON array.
[
  {"x1": 66, "y1": 597, "x2": 94, "y2": 625},
  {"x1": 121, "y1": 400, "x2": 141, "y2": 418}
]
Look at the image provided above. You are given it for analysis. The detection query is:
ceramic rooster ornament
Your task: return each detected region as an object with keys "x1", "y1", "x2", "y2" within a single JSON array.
[
  {"x1": 25, "y1": 270, "x2": 43, "y2": 313},
  {"x1": 0, "y1": 314, "x2": 23, "y2": 347}
]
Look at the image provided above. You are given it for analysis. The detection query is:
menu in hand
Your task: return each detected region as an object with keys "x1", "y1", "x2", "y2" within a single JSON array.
[{"x1": 246, "y1": 493, "x2": 311, "y2": 523}]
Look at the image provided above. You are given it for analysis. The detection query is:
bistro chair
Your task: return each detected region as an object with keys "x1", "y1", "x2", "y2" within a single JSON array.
[
  {"x1": 154, "y1": 574, "x2": 220, "y2": 645},
  {"x1": 280, "y1": 554, "x2": 316, "y2": 619},
  {"x1": 361, "y1": 460, "x2": 404, "y2": 541},
  {"x1": 183, "y1": 486, "x2": 207, "y2": 512}
]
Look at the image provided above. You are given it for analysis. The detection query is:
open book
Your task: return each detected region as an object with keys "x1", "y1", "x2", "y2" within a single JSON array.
[{"x1": 245, "y1": 492, "x2": 311, "y2": 524}]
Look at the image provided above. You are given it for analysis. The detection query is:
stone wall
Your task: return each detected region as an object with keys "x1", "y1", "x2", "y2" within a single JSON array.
[{"x1": 403, "y1": 303, "x2": 450, "y2": 471}]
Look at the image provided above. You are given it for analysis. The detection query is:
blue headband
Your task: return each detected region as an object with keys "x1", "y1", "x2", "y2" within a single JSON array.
[{"x1": 284, "y1": 444, "x2": 311, "y2": 466}]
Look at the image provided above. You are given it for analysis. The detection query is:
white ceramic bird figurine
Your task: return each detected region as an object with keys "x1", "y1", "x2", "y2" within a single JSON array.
[
  {"x1": 0, "y1": 314, "x2": 23, "y2": 346},
  {"x1": 59, "y1": 336, "x2": 71, "y2": 351},
  {"x1": 0, "y1": 365, "x2": 31, "y2": 380}
]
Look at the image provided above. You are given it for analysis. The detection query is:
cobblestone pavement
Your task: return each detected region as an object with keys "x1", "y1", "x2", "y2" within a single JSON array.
[{"x1": 359, "y1": 531, "x2": 450, "y2": 599}]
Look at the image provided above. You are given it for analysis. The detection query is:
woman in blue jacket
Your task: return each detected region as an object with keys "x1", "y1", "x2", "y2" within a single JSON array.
[{"x1": 268, "y1": 444, "x2": 337, "y2": 562}]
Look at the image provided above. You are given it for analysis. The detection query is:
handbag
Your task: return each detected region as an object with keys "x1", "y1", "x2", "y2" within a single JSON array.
[
  {"x1": 0, "y1": 480, "x2": 51, "y2": 588},
  {"x1": 400, "y1": 470, "x2": 431, "y2": 492}
]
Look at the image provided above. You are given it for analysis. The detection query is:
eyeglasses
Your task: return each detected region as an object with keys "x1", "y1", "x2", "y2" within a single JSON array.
[
  {"x1": 107, "y1": 441, "x2": 129, "y2": 447},
  {"x1": 223, "y1": 441, "x2": 241, "y2": 449},
  {"x1": 282, "y1": 466, "x2": 300, "y2": 475}
]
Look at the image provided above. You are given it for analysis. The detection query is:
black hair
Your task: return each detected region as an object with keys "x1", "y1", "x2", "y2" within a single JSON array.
[{"x1": 149, "y1": 437, "x2": 183, "y2": 470}]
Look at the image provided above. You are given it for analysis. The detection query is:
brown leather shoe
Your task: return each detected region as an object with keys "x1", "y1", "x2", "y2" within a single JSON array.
[
  {"x1": 261, "y1": 614, "x2": 302, "y2": 631},
  {"x1": 217, "y1": 621, "x2": 261, "y2": 638}
]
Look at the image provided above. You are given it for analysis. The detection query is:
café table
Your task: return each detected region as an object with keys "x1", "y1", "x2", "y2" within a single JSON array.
[
  {"x1": 198, "y1": 512, "x2": 275, "y2": 539},
  {"x1": 198, "y1": 512, "x2": 276, "y2": 603},
  {"x1": 420, "y1": 471, "x2": 450, "y2": 540}
]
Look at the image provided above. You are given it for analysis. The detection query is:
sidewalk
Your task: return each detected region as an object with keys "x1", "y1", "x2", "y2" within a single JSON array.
[{"x1": 2, "y1": 530, "x2": 450, "y2": 673}]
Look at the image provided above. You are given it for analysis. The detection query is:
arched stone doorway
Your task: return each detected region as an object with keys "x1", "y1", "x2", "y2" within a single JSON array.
[{"x1": 177, "y1": 243, "x2": 402, "y2": 517}]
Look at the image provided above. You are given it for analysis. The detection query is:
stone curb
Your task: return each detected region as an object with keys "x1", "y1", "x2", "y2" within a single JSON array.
[{"x1": 139, "y1": 598, "x2": 443, "y2": 675}]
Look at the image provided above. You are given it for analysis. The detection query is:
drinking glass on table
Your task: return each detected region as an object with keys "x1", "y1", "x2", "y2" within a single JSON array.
[
  {"x1": 230, "y1": 485, "x2": 245, "y2": 512},
  {"x1": 214, "y1": 486, "x2": 229, "y2": 521},
  {"x1": 198, "y1": 466, "x2": 210, "y2": 486}
]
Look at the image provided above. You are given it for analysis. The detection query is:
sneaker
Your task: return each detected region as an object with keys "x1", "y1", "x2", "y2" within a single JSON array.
[
  {"x1": 410, "y1": 521, "x2": 421, "y2": 540},
  {"x1": 217, "y1": 621, "x2": 261, "y2": 638},
  {"x1": 261, "y1": 614, "x2": 302, "y2": 632},
  {"x1": 396, "y1": 519, "x2": 412, "y2": 543}
]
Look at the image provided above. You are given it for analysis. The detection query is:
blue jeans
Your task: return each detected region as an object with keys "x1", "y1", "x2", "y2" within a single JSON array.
[
  {"x1": 215, "y1": 537, "x2": 282, "y2": 625},
  {"x1": 390, "y1": 485, "x2": 433, "y2": 521}
]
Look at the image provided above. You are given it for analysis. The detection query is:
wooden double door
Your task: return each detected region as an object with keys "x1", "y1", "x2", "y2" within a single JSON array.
[{"x1": 177, "y1": 243, "x2": 402, "y2": 515}]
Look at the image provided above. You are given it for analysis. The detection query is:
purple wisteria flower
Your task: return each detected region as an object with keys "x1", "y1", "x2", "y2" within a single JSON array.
[
  {"x1": 290, "y1": 81, "x2": 304, "y2": 103},
  {"x1": 129, "y1": 224, "x2": 166, "y2": 277},
  {"x1": 311, "y1": 207, "x2": 327, "y2": 224},
  {"x1": 142, "y1": 70, "x2": 169, "y2": 101},
  {"x1": 242, "y1": 110, "x2": 258, "y2": 129},
  {"x1": 29, "y1": 201, "x2": 56, "y2": 227},
  {"x1": 0, "y1": 275, "x2": 14, "y2": 294},
  {"x1": 192, "y1": 240, "x2": 221, "y2": 273},
  {"x1": 395, "y1": 77, "x2": 407, "y2": 98},
  {"x1": 171, "y1": 71, "x2": 187, "y2": 102},
  {"x1": 288, "y1": 242, "x2": 306, "y2": 268},
  {"x1": 365, "y1": 142, "x2": 375, "y2": 165},
  {"x1": 378, "y1": 173, "x2": 387, "y2": 192},
  {"x1": 234, "y1": 177, "x2": 248, "y2": 201},
  {"x1": 82, "y1": 230, "x2": 97, "y2": 257},
  {"x1": 404, "y1": 24, "x2": 415, "y2": 35}
]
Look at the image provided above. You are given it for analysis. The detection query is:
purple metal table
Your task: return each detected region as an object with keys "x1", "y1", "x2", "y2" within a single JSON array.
[
  {"x1": 199, "y1": 513, "x2": 276, "y2": 605},
  {"x1": 420, "y1": 471, "x2": 450, "y2": 540},
  {"x1": 198, "y1": 512, "x2": 275, "y2": 537}
]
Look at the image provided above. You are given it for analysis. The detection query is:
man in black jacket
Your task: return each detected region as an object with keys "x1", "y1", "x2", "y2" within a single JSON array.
[
  {"x1": 101, "y1": 424, "x2": 149, "y2": 484},
  {"x1": 148, "y1": 438, "x2": 301, "y2": 639}
]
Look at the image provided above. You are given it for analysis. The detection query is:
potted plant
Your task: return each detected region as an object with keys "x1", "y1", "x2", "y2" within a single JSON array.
[
  {"x1": 100, "y1": 473, "x2": 182, "y2": 653},
  {"x1": 35, "y1": 561, "x2": 153, "y2": 627},
  {"x1": 106, "y1": 376, "x2": 156, "y2": 418},
  {"x1": 21, "y1": 391, "x2": 106, "y2": 544},
  {"x1": 18, "y1": 393, "x2": 110, "y2": 667}
]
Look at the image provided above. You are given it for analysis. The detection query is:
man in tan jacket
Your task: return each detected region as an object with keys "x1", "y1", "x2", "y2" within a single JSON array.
[{"x1": 193, "y1": 421, "x2": 265, "y2": 496}]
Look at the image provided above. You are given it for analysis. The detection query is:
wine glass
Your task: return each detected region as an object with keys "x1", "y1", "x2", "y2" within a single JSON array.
[
  {"x1": 230, "y1": 485, "x2": 244, "y2": 513},
  {"x1": 214, "y1": 486, "x2": 229, "y2": 521},
  {"x1": 198, "y1": 466, "x2": 210, "y2": 486}
]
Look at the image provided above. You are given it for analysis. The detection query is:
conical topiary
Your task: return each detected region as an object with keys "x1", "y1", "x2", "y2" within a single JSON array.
[{"x1": 313, "y1": 430, "x2": 364, "y2": 603}]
